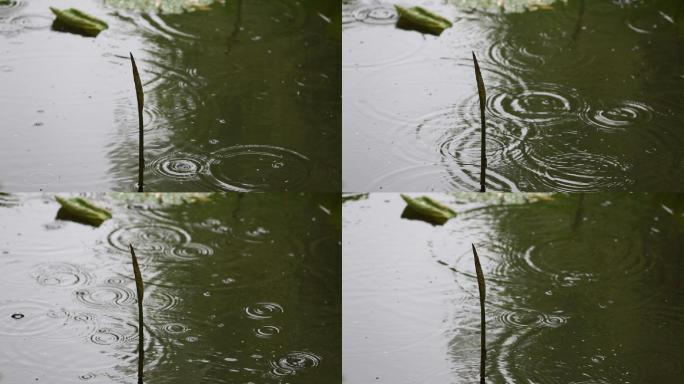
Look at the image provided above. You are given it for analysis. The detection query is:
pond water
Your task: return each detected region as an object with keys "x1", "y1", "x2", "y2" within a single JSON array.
[
  {"x1": 343, "y1": 193, "x2": 684, "y2": 383},
  {"x1": 0, "y1": 0, "x2": 340, "y2": 192},
  {"x1": 0, "y1": 192, "x2": 341, "y2": 383},
  {"x1": 343, "y1": 0, "x2": 684, "y2": 192}
]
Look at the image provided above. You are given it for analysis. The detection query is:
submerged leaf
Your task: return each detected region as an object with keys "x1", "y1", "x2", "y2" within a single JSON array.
[
  {"x1": 400, "y1": 194, "x2": 456, "y2": 225},
  {"x1": 50, "y1": 8, "x2": 108, "y2": 37},
  {"x1": 55, "y1": 196, "x2": 112, "y2": 227},
  {"x1": 395, "y1": 5, "x2": 453, "y2": 36}
]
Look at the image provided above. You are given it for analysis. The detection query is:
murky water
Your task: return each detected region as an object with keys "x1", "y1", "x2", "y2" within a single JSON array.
[
  {"x1": 0, "y1": 0, "x2": 340, "y2": 191},
  {"x1": 343, "y1": 193, "x2": 684, "y2": 383},
  {"x1": 0, "y1": 192, "x2": 340, "y2": 383},
  {"x1": 343, "y1": 0, "x2": 684, "y2": 192}
]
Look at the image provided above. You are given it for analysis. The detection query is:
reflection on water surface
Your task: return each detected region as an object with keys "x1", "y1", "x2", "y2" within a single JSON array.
[
  {"x1": 343, "y1": 0, "x2": 684, "y2": 191},
  {"x1": 0, "y1": 0, "x2": 340, "y2": 191},
  {"x1": 343, "y1": 193, "x2": 684, "y2": 383},
  {"x1": 0, "y1": 193, "x2": 341, "y2": 383}
]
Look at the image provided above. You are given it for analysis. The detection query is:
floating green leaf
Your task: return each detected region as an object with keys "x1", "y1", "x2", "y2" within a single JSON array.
[
  {"x1": 55, "y1": 196, "x2": 112, "y2": 227},
  {"x1": 400, "y1": 194, "x2": 456, "y2": 225},
  {"x1": 50, "y1": 8, "x2": 108, "y2": 37},
  {"x1": 342, "y1": 193, "x2": 369, "y2": 203},
  {"x1": 395, "y1": 5, "x2": 453, "y2": 36}
]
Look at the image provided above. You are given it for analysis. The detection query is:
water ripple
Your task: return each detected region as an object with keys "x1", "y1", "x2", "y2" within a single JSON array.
[
  {"x1": 0, "y1": 0, "x2": 24, "y2": 12},
  {"x1": 521, "y1": 151, "x2": 630, "y2": 192},
  {"x1": 254, "y1": 325, "x2": 282, "y2": 339},
  {"x1": 162, "y1": 323, "x2": 188, "y2": 334},
  {"x1": 0, "y1": 300, "x2": 69, "y2": 337},
  {"x1": 206, "y1": 145, "x2": 312, "y2": 191},
  {"x1": 170, "y1": 242, "x2": 214, "y2": 260},
  {"x1": 269, "y1": 351, "x2": 321, "y2": 376},
  {"x1": 30, "y1": 262, "x2": 93, "y2": 287},
  {"x1": 151, "y1": 152, "x2": 207, "y2": 181},
  {"x1": 488, "y1": 83, "x2": 585, "y2": 126},
  {"x1": 107, "y1": 223, "x2": 191, "y2": 257},
  {"x1": 580, "y1": 100, "x2": 655, "y2": 132},
  {"x1": 351, "y1": 4, "x2": 398, "y2": 25},
  {"x1": 74, "y1": 286, "x2": 136, "y2": 310},
  {"x1": 244, "y1": 302, "x2": 284, "y2": 320},
  {"x1": 370, "y1": 162, "x2": 519, "y2": 192}
]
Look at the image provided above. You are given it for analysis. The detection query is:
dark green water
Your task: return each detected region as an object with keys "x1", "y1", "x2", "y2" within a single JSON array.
[
  {"x1": 0, "y1": 0, "x2": 340, "y2": 191},
  {"x1": 343, "y1": 193, "x2": 684, "y2": 383},
  {"x1": 343, "y1": 0, "x2": 684, "y2": 192},
  {"x1": 0, "y1": 193, "x2": 341, "y2": 383}
]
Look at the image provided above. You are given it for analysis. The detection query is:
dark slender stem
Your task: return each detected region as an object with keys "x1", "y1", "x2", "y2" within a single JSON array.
[
  {"x1": 129, "y1": 244, "x2": 144, "y2": 384},
  {"x1": 471, "y1": 244, "x2": 486, "y2": 384},
  {"x1": 130, "y1": 53, "x2": 144, "y2": 192},
  {"x1": 472, "y1": 52, "x2": 487, "y2": 192}
]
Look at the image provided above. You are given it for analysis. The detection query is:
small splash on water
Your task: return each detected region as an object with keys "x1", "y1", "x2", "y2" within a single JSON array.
[
  {"x1": 580, "y1": 100, "x2": 655, "y2": 131},
  {"x1": 162, "y1": 323, "x2": 187, "y2": 334},
  {"x1": 254, "y1": 325, "x2": 282, "y2": 339},
  {"x1": 151, "y1": 152, "x2": 207, "y2": 180},
  {"x1": 244, "y1": 302, "x2": 284, "y2": 320},
  {"x1": 269, "y1": 351, "x2": 321, "y2": 376}
]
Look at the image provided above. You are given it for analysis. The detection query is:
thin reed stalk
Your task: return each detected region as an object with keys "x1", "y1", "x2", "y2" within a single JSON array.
[
  {"x1": 130, "y1": 53, "x2": 144, "y2": 192},
  {"x1": 471, "y1": 243, "x2": 486, "y2": 384},
  {"x1": 129, "y1": 244, "x2": 144, "y2": 384},
  {"x1": 472, "y1": 52, "x2": 487, "y2": 192}
]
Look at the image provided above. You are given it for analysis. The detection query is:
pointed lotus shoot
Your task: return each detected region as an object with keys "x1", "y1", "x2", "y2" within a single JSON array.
[
  {"x1": 129, "y1": 244, "x2": 144, "y2": 384},
  {"x1": 130, "y1": 53, "x2": 144, "y2": 192},
  {"x1": 471, "y1": 243, "x2": 486, "y2": 384},
  {"x1": 472, "y1": 52, "x2": 487, "y2": 192}
]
